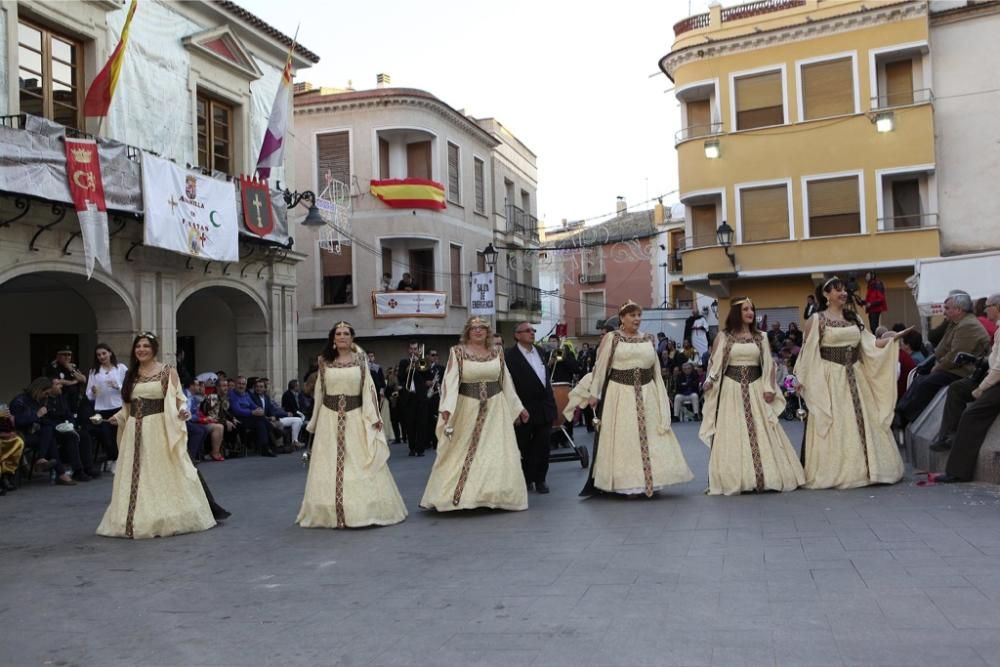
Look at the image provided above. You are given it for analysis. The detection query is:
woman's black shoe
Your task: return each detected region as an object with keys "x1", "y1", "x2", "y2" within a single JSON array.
[{"x1": 1, "y1": 475, "x2": 15, "y2": 492}]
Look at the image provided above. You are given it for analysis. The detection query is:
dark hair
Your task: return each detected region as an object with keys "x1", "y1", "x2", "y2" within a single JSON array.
[
  {"x1": 27, "y1": 376, "x2": 53, "y2": 403},
  {"x1": 891, "y1": 322, "x2": 906, "y2": 333},
  {"x1": 121, "y1": 334, "x2": 160, "y2": 402},
  {"x1": 91, "y1": 343, "x2": 119, "y2": 373},
  {"x1": 724, "y1": 299, "x2": 759, "y2": 335},
  {"x1": 287, "y1": 379, "x2": 299, "y2": 390},
  {"x1": 901, "y1": 329, "x2": 923, "y2": 352},
  {"x1": 321, "y1": 323, "x2": 357, "y2": 361},
  {"x1": 815, "y1": 279, "x2": 864, "y2": 331}
]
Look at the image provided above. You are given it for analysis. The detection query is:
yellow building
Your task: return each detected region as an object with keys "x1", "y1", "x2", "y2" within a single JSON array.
[{"x1": 661, "y1": 0, "x2": 937, "y2": 326}]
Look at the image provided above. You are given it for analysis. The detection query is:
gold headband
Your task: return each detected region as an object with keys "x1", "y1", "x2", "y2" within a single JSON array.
[
  {"x1": 468, "y1": 317, "x2": 488, "y2": 327},
  {"x1": 822, "y1": 276, "x2": 840, "y2": 290},
  {"x1": 618, "y1": 299, "x2": 640, "y2": 316},
  {"x1": 333, "y1": 321, "x2": 353, "y2": 330},
  {"x1": 732, "y1": 297, "x2": 753, "y2": 307}
]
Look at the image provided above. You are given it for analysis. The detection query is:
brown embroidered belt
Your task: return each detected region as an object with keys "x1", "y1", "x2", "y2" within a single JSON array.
[
  {"x1": 820, "y1": 346, "x2": 860, "y2": 365},
  {"x1": 129, "y1": 398, "x2": 164, "y2": 415},
  {"x1": 724, "y1": 365, "x2": 762, "y2": 383},
  {"x1": 458, "y1": 381, "x2": 502, "y2": 399},
  {"x1": 323, "y1": 394, "x2": 362, "y2": 412},
  {"x1": 609, "y1": 366, "x2": 655, "y2": 385}
]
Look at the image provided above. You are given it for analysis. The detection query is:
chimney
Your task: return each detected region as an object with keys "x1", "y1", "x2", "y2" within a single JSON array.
[
  {"x1": 616, "y1": 196, "x2": 627, "y2": 215},
  {"x1": 654, "y1": 200, "x2": 665, "y2": 225},
  {"x1": 376, "y1": 73, "x2": 391, "y2": 88}
]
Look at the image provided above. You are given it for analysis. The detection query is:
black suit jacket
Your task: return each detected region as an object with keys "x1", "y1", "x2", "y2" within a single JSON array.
[{"x1": 505, "y1": 344, "x2": 557, "y2": 425}]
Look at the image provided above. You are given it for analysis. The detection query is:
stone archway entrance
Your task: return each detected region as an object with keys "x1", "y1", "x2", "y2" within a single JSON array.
[
  {"x1": 176, "y1": 285, "x2": 270, "y2": 382},
  {"x1": 0, "y1": 270, "x2": 137, "y2": 400}
]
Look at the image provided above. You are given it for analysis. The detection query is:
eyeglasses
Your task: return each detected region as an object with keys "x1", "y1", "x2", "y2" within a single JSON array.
[{"x1": 516, "y1": 328, "x2": 536, "y2": 334}]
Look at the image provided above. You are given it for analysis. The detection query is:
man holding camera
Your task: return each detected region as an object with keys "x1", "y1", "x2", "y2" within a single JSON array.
[{"x1": 931, "y1": 293, "x2": 1000, "y2": 482}]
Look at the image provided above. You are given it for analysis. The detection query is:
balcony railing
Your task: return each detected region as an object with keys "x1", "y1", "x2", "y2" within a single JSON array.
[
  {"x1": 506, "y1": 279, "x2": 542, "y2": 314},
  {"x1": 675, "y1": 122, "x2": 724, "y2": 145},
  {"x1": 674, "y1": 0, "x2": 805, "y2": 36},
  {"x1": 1, "y1": 113, "x2": 148, "y2": 162},
  {"x1": 669, "y1": 251, "x2": 683, "y2": 273},
  {"x1": 878, "y1": 212, "x2": 938, "y2": 232},
  {"x1": 504, "y1": 204, "x2": 539, "y2": 241},
  {"x1": 682, "y1": 232, "x2": 721, "y2": 250},
  {"x1": 870, "y1": 88, "x2": 933, "y2": 111},
  {"x1": 579, "y1": 272, "x2": 606, "y2": 284}
]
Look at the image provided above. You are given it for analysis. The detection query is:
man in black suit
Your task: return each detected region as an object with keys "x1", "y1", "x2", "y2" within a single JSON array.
[
  {"x1": 396, "y1": 340, "x2": 421, "y2": 454},
  {"x1": 506, "y1": 322, "x2": 557, "y2": 493}
]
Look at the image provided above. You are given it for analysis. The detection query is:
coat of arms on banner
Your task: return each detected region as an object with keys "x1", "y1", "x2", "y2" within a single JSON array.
[{"x1": 239, "y1": 175, "x2": 274, "y2": 238}]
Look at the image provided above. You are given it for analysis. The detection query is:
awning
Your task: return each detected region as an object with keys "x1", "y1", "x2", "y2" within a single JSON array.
[{"x1": 908, "y1": 251, "x2": 1000, "y2": 315}]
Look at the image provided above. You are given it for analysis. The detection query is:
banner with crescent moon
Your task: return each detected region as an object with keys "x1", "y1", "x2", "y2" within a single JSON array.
[
  {"x1": 141, "y1": 152, "x2": 239, "y2": 261},
  {"x1": 64, "y1": 137, "x2": 112, "y2": 278}
]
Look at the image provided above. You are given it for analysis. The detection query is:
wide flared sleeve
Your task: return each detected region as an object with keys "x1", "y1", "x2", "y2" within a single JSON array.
[
  {"x1": 794, "y1": 314, "x2": 834, "y2": 438},
  {"x1": 587, "y1": 332, "x2": 616, "y2": 401},
  {"x1": 564, "y1": 372, "x2": 594, "y2": 422},
  {"x1": 500, "y1": 349, "x2": 525, "y2": 419},
  {"x1": 759, "y1": 335, "x2": 787, "y2": 423},
  {"x1": 434, "y1": 346, "x2": 462, "y2": 441},
  {"x1": 305, "y1": 356, "x2": 323, "y2": 434},
  {"x1": 649, "y1": 338, "x2": 674, "y2": 435},
  {"x1": 359, "y1": 348, "x2": 390, "y2": 467},
  {"x1": 698, "y1": 333, "x2": 727, "y2": 447},
  {"x1": 858, "y1": 329, "x2": 900, "y2": 430},
  {"x1": 164, "y1": 368, "x2": 198, "y2": 479}
]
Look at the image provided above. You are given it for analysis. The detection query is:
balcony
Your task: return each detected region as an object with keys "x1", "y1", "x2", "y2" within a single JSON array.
[
  {"x1": 579, "y1": 272, "x2": 606, "y2": 285},
  {"x1": 669, "y1": 251, "x2": 683, "y2": 273},
  {"x1": 878, "y1": 212, "x2": 938, "y2": 232},
  {"x1": 673, "y1": 0, "x2": 805, "y2": 36},
  {"x1": 871, "y1": 88, "x2": 933, "y2": 112},
  {"x1": 505, "y1": 204, "x2": 539, "y2": 241},
  {"x1": 674, "y1": 122, "x2": 724, "y2": 146},
  {"x1": 506, "y1": 280, "x2": 542, "y2": 315},
  {"x1": 1, "y1": 113, "x2": 147, "y2": 162}
]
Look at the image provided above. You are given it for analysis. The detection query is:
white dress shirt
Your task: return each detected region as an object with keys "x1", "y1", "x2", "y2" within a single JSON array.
[
  {"x1": 518, "y1": 343, "x2": 547, "y2": 385},
  {"x1": 87, "y1": 363, "x2": 128, "y2": 412}
]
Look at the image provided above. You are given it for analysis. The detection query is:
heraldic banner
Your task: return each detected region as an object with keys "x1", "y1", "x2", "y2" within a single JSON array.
[
  {"x1": 141, "y1": 153, "x2": 239, "y2": 261},
  {"x1": 64, "y1": 137, "x2": 112, "y2": 278},
  {"x1": 372, "y1": 291, "x2": 447, "y2": 318}
]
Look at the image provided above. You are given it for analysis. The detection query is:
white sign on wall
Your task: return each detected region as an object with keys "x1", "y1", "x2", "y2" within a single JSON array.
[{"x1": 470, "y1": 272, "x2": 495, "y2": 315}]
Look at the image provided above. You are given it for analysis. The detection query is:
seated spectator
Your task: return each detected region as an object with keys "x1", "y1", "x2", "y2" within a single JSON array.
[
  {"x1": 10, "y1": 377, "x2": 81, "y2": 485},
  {"x1": 0, "y1": 403, "x2": 24, "y2": 493},
  {"x1": 228, "y1": 376, "x2": 277, "y2": 457},
  {"x1": 183, "y1": 378, "x2": 211, "y2": 462},
  {"x1": 195, "y1": 394, "x2": 230, "y2": 462},
  {"x1": 673, "y1": 362, "x2": 701, "y2": 421},
  {"x1": 681, "y1": 339, "x2": 698, "y2": 365},
  {"x1": 896, "y1": 291, "x2": 991, "y2": 430},
  {"x1": 931, "y1": 293, "x2": 1000, "y2": 482},
  {"x1": 252, "y1": 378, "x2": 303, "y2": 448},
  {"x1": 786, "y1": 322, "x2": 803, "y2": 348},
  {"x1": 975, "y1": 297, "x2": 998, "y2": 339},
  {"x1": 281, "y1": 380, "x2": 310, "y2": 428},
  {"x1": 900, "y1": 329, "x2": 927, "y2": 365},
  {"x1": 897, "y1": 335, "x2": 917, "y2": 399},
  {"x1": 767, "y1": 321, "x2": 786, "y2": 350}
]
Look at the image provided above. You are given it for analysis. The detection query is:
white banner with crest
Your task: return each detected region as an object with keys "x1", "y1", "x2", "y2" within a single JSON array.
[
  {"x1": 470, "y1": 272, "x2": 496, "y2": 315},
  {"x1": 372, "y1": 291, "x2": 447, "y2": 318}
]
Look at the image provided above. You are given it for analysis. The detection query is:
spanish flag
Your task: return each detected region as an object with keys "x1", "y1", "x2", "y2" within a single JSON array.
[
  {"x1": 370, "y1": 178, "x2": 447, "y2": 210},
  {"x1": 84, "y1": 0, "x2": 138, "y2": 117}
]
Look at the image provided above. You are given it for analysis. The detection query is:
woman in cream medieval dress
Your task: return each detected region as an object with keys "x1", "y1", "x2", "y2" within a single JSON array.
[
  {"x1": 795, "y1": 277, "x2": 907, "y2": 489},
  {"x1": 297, "y1": 322, "x2": 407, "y2": 529},
  {"x1": 420, "y1": 316, "x2": 529, "y2": 512},
  {"x1": 699, "y1": 298, "x2": 804, "y2": 495},
  {"x1": 582, "y1": 301, "x2": 693, "y2": 496},
  {"x1": 97, "y1": 333, "x2": 218, "y2": 539}
]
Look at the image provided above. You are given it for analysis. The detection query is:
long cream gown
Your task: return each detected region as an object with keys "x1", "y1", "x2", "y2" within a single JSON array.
[
  {"x1": 97, "y1": 368, "x2": 216, "y2": 539},
  {"x1": 420, "y1": 346, "x2": 528, "y2": 512},
  {"x1": 297, "y1": 352, "x2": 407, "y2": 528},
  {"x1": 699, "y1": 333, "x2": 805, "y2": 495},
  {"x1": 587, "y1": 331, "x2": 693, "y2": 495},
  {"x1": 795, "y1": 313, "x2": 904, "y2": 489}
]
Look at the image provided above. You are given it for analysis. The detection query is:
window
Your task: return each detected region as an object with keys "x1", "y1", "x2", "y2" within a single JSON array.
[
  {"x1": 889, "y1": 178, "x2": 921, "y2": 229},
  {"x1": 800, "y1": 56, "x2": 855, "y2": 120},
  {"x1": 582, "y1": 247, "x2": 604, "y2": 281},
  {"x1": 407, "y1": 140, "x2": 431, "y2": 179},
  {"x1": 447, "y1": 142, "x2": 460, "y2": 204},
  {"x1": 320, "y1": 244, "x2": 353, "y2": 305},
  {"x1": 734, "y1": 69, "x2": 784, "y2": 130},
  {"x1": 381, "y1": 247, "x2": 393, "y2": 286},
  {"x1": 317, "y1": 131, "x2": 350, "y2": 189},
  {"x1": 669, "y1": 229, "x2": 684, "y2": 272},
  {"x1": 476, "y1": 251, "x2": 486, "y2": 273},
  {"x1": 473, "y1": 157, "x2": 486, "y2": 214},
  {"x1": 690, "y1": 203, "x2": 717, "y2": 248},
  {"x1": 18, "y1": 20, "x2": 82, "y2": 129},
  {"x1": 871, "y1": 44, "x2": 929, "y2": 110},
  {"x1": 197, "y1": 93, "x2": 233, "y2": 174},
  {"x1": 581, "y1": 290, "x2": 606, "y2": 334},
  {"x1": 739, "y1": 183, "x2": 790, "y2": 243},
  {"x1": 686, "y1": 99, "x2": 711, "y2": 131},
  {"x1": 883, "y1": 59, "x2": 914, "y2": 107},
  {"x1": 450, "y1": 244, "x2": 463, "y2": 306},
  {"x1": 520, "y1": 189, "x2": 530, "y2": 214},
  {"x1": 877, "y1": 167, "x2": 934, "y2": 231},
  {"x1": 378, "y1": 138, "x2": 390, "y2": 179},
  {"x1": 806, "y1": 175, "x2": 861, "y2": 237}
]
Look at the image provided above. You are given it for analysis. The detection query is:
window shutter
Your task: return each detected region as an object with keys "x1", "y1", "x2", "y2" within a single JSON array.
[
  {"x1": 691, "y1": 204, "x2": 717, "y2": 247},
  {"x1": 407, "y1": 141, "x2": 432, "y2": 180},
  {"x1": 447, "y1": 143, "x2": 460, "y2": 203},
  {"x1": 735, "y1": 71, "x2": 783, "y2": 129},
  {"x1": 474, "y1": 158, "x2": 485, "y2": 213},
  {"x1": 808, "y1": 177, "x2": 860, "y2": 236},
  {"x1": 686, "y1": 99, "x2": 711, "y2": 131},
  {"x1": 802, "y1": 57, "x2": 853, "y2": 120},
  {"x1": 317, "y1": 131, "x2": 350, "y2": 188},
  {"x1": 379, "y1": 138, "x2": 390, "y2": 179},
  {"x1": 884, "y1": 59, "x2": 914, "y2": 107},
  {"x1": 450, "y1": 244, "x2": 463, "y2": 305},
  {"x1": 740, "y1": 185, "x2": 789, "y2": 242}
]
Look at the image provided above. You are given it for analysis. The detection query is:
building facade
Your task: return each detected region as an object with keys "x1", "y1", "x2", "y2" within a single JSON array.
[
  {"x1": 0, "y1": 0, "x2": 317, "y2": 400},
  {"x1": 662, "y1": 0, "x2": 937, "y2": 327},
  {"x1": 291, "y1": 84, "x2": 540, "y2": 368}
]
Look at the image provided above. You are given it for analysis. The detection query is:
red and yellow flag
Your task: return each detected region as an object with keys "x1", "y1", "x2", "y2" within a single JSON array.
[
  {"x1": 370, "y1": 178, "x2": 447, "y2": 210},
  {"x1": 84, "y1": 0, "x2": 138, "y2": 117}
]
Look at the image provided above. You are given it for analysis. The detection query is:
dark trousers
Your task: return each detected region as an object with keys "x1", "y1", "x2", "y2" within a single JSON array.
[
  {"x1": 186, "y1": 422, "x2": 208, "y2": 460},
  {"x1": 243, "y1": 415, "x2": 274, "y2": 454},
  {"x1": 427, "y1": 394, "x2": 441, "y2": 448},
  {"x1": 38, "y1": 424, "x2": 82, "y2": 476},
  {"x1": 516, "y1": 421, "x2": 551, "y2": 484},
  {"x1": 869, "y1": 312, "x2": 882, "y2": 331},
  {"x1": 95, "y1": 408, "x2": 120, "y2": 462},
  {"x1": 402, "y1": 393, "x2": 427, "y2": 453},
  {"x1": 389, "y1": 400, "x2": 405, "y2": 442},
  {"x1": 942, "y1": 381, "x2": 1000, "y2": 481},
  {"x1": 897, "y1": 371, "x2": 961, "y2": 425}
]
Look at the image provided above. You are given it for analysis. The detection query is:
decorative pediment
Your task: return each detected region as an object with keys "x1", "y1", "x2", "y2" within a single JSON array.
[{"x1": 183, "y1": 25, "x2": 263, "y2": 80}]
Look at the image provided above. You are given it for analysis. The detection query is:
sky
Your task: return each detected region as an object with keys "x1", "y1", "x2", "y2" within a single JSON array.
[{"x1": 238, "y1": 0, "x2": 716, "y2": 227}]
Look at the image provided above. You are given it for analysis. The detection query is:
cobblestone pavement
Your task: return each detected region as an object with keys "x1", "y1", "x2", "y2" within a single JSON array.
[{"x1": 3, "y1": 421, "x2": 1000, "y2": 666}]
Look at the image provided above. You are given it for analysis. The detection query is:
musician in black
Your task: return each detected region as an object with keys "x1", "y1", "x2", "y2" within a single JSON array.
[
  {"x1": 396, "y1": 340, "x2": 421, "y2": 455},
  {"x1": 423, "y1": 350, "x2": 446, "y2": 450},
  {"x1": 547, "y1": 337, "x2": 581, "y2": 445}
]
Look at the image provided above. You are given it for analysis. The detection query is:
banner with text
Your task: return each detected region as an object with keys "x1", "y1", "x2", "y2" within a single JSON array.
[
  {"x1": 372, "y1": 291, "x2": 447, "y2": 318},
  {"x1": 141, "y1": 152, "x2": 239, "y2": 261},
  {"x1": 470, "y1": 272, "x2": 495, "y2": 315}
]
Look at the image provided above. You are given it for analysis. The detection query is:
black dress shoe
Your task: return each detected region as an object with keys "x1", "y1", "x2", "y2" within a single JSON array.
[
  {"x1": 936, "y1": 474, "x2": 962, "y2": 484},
  {"x1": 73, "y1": 473, "x2": 93, "y2": 482},
  {"x1": 262, "y1": 449, "x2": 277, "y2": 458},
  {"x1": 535, "y1": 482, "x2": 550, "y2": 494},
  {"x1": 930, "y1": 436, "x2": 953, "y2": 452},
  {"x1": 416, "y1": 451, "x2": 425, "y2": 457},
  {"x1": 408, "y1": 450, "x2": 416, "y2": 457}
]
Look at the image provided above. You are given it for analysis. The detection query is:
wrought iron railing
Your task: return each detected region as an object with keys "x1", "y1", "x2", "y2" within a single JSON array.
[
  {"x1": 674, "y1": 122, "x2": 724, "y2": 145},
  {"x1": 878, "y1": 212, "x2": 938, "y2": 231},
  {"x1": 870, "y1": 88, "x2": 933, "y2": 111},
  {"x1": 2, "y1": 113, "x2": 156, "y2": 165},
  {"x1": 506, "y1": 279, "x2": 542, "y2": 314},
  {"x1": 504, "y1": 204, "x2": 539, "y2": 241},
  {"x1": 674, "y1": 0, "x2": 806, "y2": 36}
]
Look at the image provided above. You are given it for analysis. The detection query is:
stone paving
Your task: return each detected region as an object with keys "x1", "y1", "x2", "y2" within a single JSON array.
[{"x1": 3, "y1": 421, "x2": 1000, "y2": 666}]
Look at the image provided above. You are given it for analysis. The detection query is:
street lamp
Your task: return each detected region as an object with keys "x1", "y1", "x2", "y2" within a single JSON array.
[
  {"x1": 704, "y1": 138, "x2": 721, "y2": 159},
  {"x1": 873, "y1": 111, "x2": 895, "y2": 133},
  {"x1": 482, "y1": 243, "x2": 499, "y2": 272},
  {"x1": 277, "y1": 182, "x2": 324, "y2": 226},
  {"x1": 716, "y1": 220, "x2": 737, "y2": 270}
]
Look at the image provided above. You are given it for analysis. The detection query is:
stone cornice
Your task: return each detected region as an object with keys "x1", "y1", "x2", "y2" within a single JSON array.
[{"x1": 660, "y1": 1, "x2": 927, "y2": 80}]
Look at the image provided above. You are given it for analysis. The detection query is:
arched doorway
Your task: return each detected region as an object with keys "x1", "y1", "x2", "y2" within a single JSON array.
[
  {"x1": 0, "y1": 269, "x2": 136, "y2": 401},
  {"x1": 176, "y1": 284, "x2": 270, "y2": 382}
]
